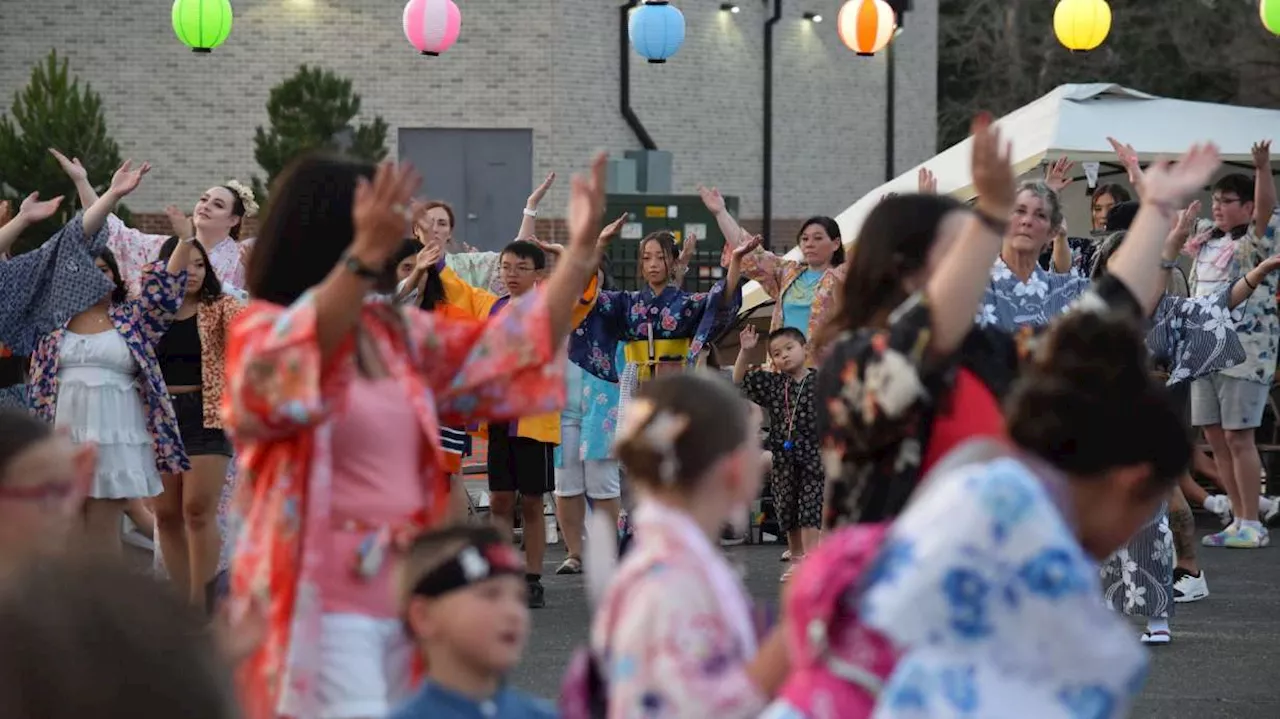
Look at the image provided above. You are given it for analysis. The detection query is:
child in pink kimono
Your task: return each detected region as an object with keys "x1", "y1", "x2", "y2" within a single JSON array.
[{"x1": 588, "y1": 372, "x2": 790, "y2": 718}]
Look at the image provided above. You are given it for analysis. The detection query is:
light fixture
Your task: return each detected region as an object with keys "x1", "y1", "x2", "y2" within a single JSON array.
[
  {"x1": 171, "y1": 0, "x2": 234, "y2": 53},
  {"x1": 1053, "y1": 0, "x2": 1112, "y2": 53},
  {"x1": 1262, "y1": 0, "x2": 1280, "y2": 35},
  {"x1": 720, "y1": 2, "x2": 740, "y2": 13},
  {"x1": 837, "y1": 0, "x2": 895, "y2": 56},
  {"x1": 630, "y1": 1, "x2": 686, "y2": 64},
  {"x1": 403, "y1": 0, "x2": 462, "y2": 56},
  {"x1": 804, "y1": 12, "x2": 823, "y2": 23}
]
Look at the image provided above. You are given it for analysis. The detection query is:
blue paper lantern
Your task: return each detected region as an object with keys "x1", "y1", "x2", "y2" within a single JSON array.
[{"x1": 629, "y1": 1, "x2": 685, "y2": 64}]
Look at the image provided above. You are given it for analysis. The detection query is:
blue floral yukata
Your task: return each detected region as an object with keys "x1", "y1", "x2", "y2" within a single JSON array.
[{"x1": 977, "y1": 256, "x2": 1091, "y2": 331}]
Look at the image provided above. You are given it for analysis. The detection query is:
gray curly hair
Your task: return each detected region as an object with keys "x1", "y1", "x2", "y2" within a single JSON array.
[{"x1": 1015, "y1": 180, "x2": 1064, "y2": 232}]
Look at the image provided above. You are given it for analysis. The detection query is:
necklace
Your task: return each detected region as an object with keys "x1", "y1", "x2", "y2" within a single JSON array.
[{"x1": 781, "y1": 371, "x2": 810, "y2": 452}]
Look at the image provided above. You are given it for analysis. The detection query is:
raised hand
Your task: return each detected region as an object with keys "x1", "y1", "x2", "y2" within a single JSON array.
[
  {"x1": 1107, "y1": 136, "x2": 1144, "y2": 192},
  {"x1": 1141, "y1": 144, "x2": 1221, "y2": 209},
  {"x1": 416, "y1": 242, "x2": 442, "y2": 270},
  {"x1": 351, "y1": 161, "x2": 423, "y2": 264},
  {"x1": 165, "y1": 204, "x2": 193, "y2": 238},
  {"x1": 596, "y1": 212, "x2": 629, "y2": 250},
  {"x1": 1044, "y1": 156, "x2": 1075, "y2": 193},
  {"x1": 917, "y1": 168, "x2": 937, "y2": 195},
  {"x1": 527, "y1": 172, "x2": 556, "y2": 209},
  {"x1": 48, "y1": 148, "x2": 88, "y2": 183},
  {"x1": 732, "y1": 233, "x2": 763, "y2": 259},
  {"x1": 0, "y1": 200, "x2": 10, "y2": 228},
  {"x1": 1253, "y1": 140, "x2": 1272, "y2": 170},
  {"x1": 17, "y1": 191, "x2": 65, "y2": 223},
  {"x1": 739, "y1": 323, "x2": 759, "y2": 350},
  {"x1": 697, "y1": 185, "x2": 726, "y2": 215},
  {"x1": 1171, "y1": 199, "x2": 1202, "y2": 239},
  {"x1": 970, "y1": 113, "x2": 1015, "y2": 218},
  {"x1": 679, "y1": 232, "x2": 698, "y2": 266},
  {"x1": 531, "y1": 236, "x2": 566, "y2": 256},
  {"x1": 106, "y1": 160, "x2": 152, "y2": 199},
  {"x1": 566, "y1": 153, "x2": 608, "y2": 259}
]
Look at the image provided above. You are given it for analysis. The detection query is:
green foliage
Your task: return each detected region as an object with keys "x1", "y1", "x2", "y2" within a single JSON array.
[
  {"x1": 0, "y1": 50, "x2": 126, "y2": 254},
  {"x1": 251, "y1": 65, "x2": 389, "y2": 203},
  {"x1": 937, "y1": 0, "x2": 1280, "y2": 149}
]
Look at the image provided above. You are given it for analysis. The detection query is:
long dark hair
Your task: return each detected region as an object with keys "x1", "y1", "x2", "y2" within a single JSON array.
[
  {"x1": 95, "y1": 248, "x2": 128, "y2": 305},
  {"x1": 799, "y1": 216, "x2": 845, "y2": 267},
  {"x1": 246, "y1": 153, "x2": 375, "y2": 306},
  {"x1": 817, "y1": 194, "x2": 966, "y2": 349},
  {"x1": 156, "y1": 236, "x2": 222, "y2": 303},
  {"x1": 220, "y1": 186, "x2": 248, "y2": 240},
  {"x1": 638, "y1": 231, "x2": 678, "y2": 287}
]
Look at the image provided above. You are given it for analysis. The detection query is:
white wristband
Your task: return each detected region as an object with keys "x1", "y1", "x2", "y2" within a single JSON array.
[{"x1": 522, "y1": 208, "x2": 538, "y2": 218}]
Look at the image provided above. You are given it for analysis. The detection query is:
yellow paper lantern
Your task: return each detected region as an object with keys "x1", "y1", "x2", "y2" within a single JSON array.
[
  {"x1": 837, "y1": 0, "x2": 896, "y2": 57},
  {"x1": 1262, "y1": 0, "x2": 1280, "y2": 36},
  {"x1": 172, "y1": 0, "x2": 234, "y2": 53},
  {"x1": 1053, "y1": 0, "x2": 1111, "y2": 52}
]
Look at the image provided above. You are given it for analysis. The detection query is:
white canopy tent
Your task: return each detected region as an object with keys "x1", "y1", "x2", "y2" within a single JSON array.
[{"x1": 738, "y1": 83, "x2": 1280, "y2": 315}]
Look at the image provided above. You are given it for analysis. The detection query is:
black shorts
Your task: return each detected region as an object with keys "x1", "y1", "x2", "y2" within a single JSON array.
[
  {"x1": 171, "y1": 391, "x2": 232, "y2": 458},
  {"x1": 486, "y1": 423, "x2": 555, "y2": 496}
]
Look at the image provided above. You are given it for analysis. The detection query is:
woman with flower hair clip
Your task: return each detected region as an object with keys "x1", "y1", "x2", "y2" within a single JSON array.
[{"x1": 50, "y1": 148, "x2": 259, "y2": 295}]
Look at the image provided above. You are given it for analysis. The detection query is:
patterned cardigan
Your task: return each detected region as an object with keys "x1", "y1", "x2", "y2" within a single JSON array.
[
  {"x1": 28, "y1": 261, "x2": 191, "y2": 476},
  {"x1": 194, "y1": 293, "x2": 246, "y2": 428}
]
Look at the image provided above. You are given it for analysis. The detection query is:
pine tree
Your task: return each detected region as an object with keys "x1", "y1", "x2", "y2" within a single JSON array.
[
  {"x1": 252, "y1": 65, "x2": 389, "y2": 203},
  {"x1": 0, "y1": 50, "x2": 127, "y2": 254}
]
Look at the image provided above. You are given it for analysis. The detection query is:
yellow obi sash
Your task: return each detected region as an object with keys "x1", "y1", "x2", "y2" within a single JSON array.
[{"x1": 623, "y1": 338, "x2": 692, "y2": 381}]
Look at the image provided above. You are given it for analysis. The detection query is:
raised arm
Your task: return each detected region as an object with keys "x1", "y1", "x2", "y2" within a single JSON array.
[
  {"x1": 517, "y1": 172, "x2": 555, "y2": 240},
  {"x1": 923, "y1": 113, "x2": 1016, "y2": 356},
  {"x1": 1230, "y1": 253, "x2": 1280, "y2": 309},
  {"x1": 48, "y1": 148, "x2": 98, "y2": 210},
  {"x1": 1107, "y1": 144, "x2": 1221, "y2": 315},
  {"x1": 83, "y1": 160, "x2": 151, "y2": 237},
  {"x1": 698, "y1": 185, "x2": 752, "y2": 249},
  {"x1": 1252, "y1": 140, "x2": 1276, "y2": 239},
  {"x1": 0, "y1": 194, "x2": 64, "y2": 257}
]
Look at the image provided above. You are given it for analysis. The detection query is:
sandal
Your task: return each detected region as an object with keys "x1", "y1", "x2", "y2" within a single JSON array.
[
  {"x1": 1140, "y1": 630, "x2": 1171, "y2": 645},
  {"x1": 780, "y1": 549, "x2": 792, "y2": 562},
  {"x1": 556, "y1": 555, "x2": 584, "y2": 575}
]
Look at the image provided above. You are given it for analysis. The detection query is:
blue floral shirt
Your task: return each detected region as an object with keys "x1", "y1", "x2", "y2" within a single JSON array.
[
  {"x1": 1147, "y1": 287, "x2": 1244, "y2": 385},
  {"x1": 1186, "y1": 211, "x2": 1280, "y2": 384},
  {"x1": 569, "y1": 282, "x2": 741, "y2": 383},
  {"x1": 556, "y1": 346, "x2": 626, "y2": 466},
  {"x1": 977, "y1": 257, "x2": 1091, "y2": 331},
  {"x1": 859, "y1": 455, "x2": 1147, "y2": 719}
]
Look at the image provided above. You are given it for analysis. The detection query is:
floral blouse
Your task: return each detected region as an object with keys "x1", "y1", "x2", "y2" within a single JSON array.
[
  {"x1": 194, "y1": 293, "x2": 246, "y2": 428},
  {"x1": 1147, "y1": 287, "x2": 1244, "y2": 386},
  {"x1": 569, "y1": 283, "x2": 740, "y2": 383},
  {"x1": 1185, "y1": 211, "x2": 1280, "y2": 384},
  {"x1": 860, "y1": 453, "x2": 1147, "y2": 718},
  {"x1": 223, "y1": 290, "x2": 567, "y2": 719},
  {"x1": 556, "y1": 347, "x2": 626, "y2": 465},
  {"x1": 0, "y1": 213, "x2": 114, "y2": 357},
  {"x1": 725, "y1": 244, "x2": 847, "y2": 356},
  {"x1": 591, "y1": 503, "x2": 767, "y2": 719},
  {"x1": 29, "y1": 260, "x2": 190, "y2": 476},
  {"x1": 977, "y1": 256, "x2": 1091, "y2": 330},
  {"x1": 816, "y1": 276, "x2": 1142, "y2": 528},
  {"x1": 105, "y1": 214, "x2": 248, "y2": 297}
]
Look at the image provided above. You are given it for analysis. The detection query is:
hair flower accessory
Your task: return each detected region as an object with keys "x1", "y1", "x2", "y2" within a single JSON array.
[{"x1": 224, "y1": 179, "x2": 259, "y2": 217}]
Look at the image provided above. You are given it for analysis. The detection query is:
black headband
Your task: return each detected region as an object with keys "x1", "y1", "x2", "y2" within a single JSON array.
[{"x1": 412, "y1": 541, "x2": 524, "y2": 598}]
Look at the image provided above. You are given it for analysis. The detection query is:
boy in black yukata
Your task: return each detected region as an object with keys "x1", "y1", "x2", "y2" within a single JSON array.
[
  {"x1": 389, "y1": 525, "x2": 556, "y2": 719},
  {"x1": 733, "y1": 325, "x2": 822, "y2": 582}
]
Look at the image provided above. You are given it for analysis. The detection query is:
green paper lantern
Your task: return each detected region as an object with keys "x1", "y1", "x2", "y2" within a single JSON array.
[
  {"x1": 172, "y1": 0, "x2": 234, "y2": 53},
  {"x1": 1263, "y1": 0, "x2": 1280, "y2": 36}
]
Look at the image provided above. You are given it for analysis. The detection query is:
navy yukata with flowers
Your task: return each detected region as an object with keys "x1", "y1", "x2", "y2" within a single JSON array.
[
  {"x1": 27, "y1": 260, "x2": 191, "y2": 477},
  {"x1": 568, "y1": 282, "x2": 741, "y2": 383},
  {"x1": 0, "y1": 214, "x2": 115, "y2": 409},
  {"x1": 858, "y1": 454, "x2": 1149, "y2": 719},
  {"x1": 977, "y1": 256, "x2": 1092, "y2": 330}
]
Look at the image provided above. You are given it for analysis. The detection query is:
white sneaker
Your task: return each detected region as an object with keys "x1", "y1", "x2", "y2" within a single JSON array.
[
  {"x1": 1203, "y1": 494, "x2": 1233, "y2": 526},
  {"x1": 1261, "y1": 496, "x2": 1279, "y2": 523},
  {"x1": 120, "y1": 516, "x2": 155, "y2": 552},
  {"x1": 1173, "y1": 569, "x2": 1209, "y2": 603}
]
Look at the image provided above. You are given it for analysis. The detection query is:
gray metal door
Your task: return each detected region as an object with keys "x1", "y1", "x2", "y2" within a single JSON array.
[{"x1": 397, "y1": 128, "x2": 533, "y2": 251}]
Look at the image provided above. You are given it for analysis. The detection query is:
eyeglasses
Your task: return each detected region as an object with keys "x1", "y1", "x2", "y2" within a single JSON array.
[
  {"x1": 1212, "y1": 195, "x2": 1242, "y2": 206},
  {"x1": 500, "y1": 264, "x2": 537, "y2": 276},
  {"x1": 0, "y1": 482, "x2": 79, "y2": 511}
]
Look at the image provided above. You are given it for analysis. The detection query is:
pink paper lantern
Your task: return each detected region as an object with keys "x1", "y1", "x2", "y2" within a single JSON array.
[{"x1": 403, "y1": 0, "x2": 461, "y2": 56}]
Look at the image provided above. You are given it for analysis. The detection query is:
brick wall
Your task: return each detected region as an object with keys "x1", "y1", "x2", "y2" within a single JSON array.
[{"x1": 2, "y1": 0, "x2": 937, "y2": 239}]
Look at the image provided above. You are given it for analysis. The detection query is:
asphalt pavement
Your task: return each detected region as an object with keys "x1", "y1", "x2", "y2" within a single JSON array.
[{"x1": 509, "y1": 516, "x2": 1280, "y2": 718}]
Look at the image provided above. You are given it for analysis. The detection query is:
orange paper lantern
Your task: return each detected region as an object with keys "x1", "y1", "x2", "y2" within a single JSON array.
[{"x1": 837, "y1": 0, "x2": 896, "y2": 57}]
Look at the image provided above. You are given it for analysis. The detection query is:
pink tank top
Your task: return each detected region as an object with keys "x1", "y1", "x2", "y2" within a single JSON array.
[{"x1": 317, "y1": 375, "x2": 424, "y2": 617}]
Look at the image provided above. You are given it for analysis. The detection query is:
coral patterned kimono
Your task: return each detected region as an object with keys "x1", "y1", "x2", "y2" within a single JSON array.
[{"x1": 223, "y1": 289, "x2": 567, "y2": 719}]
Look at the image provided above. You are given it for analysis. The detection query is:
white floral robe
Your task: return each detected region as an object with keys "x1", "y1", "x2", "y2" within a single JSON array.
[
  {"x1": 859, "y1": 455, "x2": 1148, "y2": 719},
  {"x1": 977, "y1": 257, "x2": 1091, "y2": 330}
]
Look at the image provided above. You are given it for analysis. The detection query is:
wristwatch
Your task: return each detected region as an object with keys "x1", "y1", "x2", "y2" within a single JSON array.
[
  {"x1": 522, "y1": 208, "x2": 538, "y2": 218},
  {"x1": 341, "y1": 251, "x2": 383, "y2": 281}
]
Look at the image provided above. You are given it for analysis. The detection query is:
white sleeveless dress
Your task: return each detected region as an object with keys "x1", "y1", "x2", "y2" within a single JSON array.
[{"x1": 55, "y1": 329, "x2": 162, "y2": 499}]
